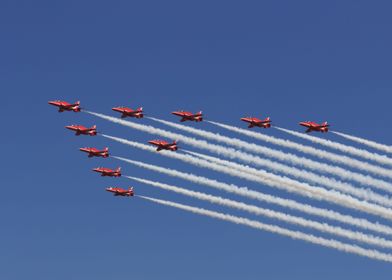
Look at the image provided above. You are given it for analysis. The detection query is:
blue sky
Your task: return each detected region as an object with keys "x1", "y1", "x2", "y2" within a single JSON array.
[{"x1": 1, "y1": 1, "x2": 392, "y2": 279}]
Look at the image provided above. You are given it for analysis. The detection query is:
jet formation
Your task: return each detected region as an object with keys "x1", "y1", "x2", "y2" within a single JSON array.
[{"x1": 49, "y1": 99, "x2": 330, "y2": 198}]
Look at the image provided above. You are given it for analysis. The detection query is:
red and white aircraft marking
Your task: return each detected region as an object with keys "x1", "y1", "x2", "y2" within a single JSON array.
[
  {"x1": 79, "y1": 147, "x2": 109, "y2": 158},
  {"x1": 93, "y1": 167, "x2": 121, "y2": 177},
  {"x1": 299, "y1": 121, "x2": 329, "y2": 133},
  {"x1": 48, "y1": 100, "x2": 81, "y2": 112},
  {"x1": 148, "y1": 140, "x2": 178, "y2": 151},
  {"x1": 106, "y1": 187, "x2": 134, "y2": 196},
  {"x1": 112, "y1": 106, "x2": 144, "y2": 119},
  {"x1": 241, "y1": 116, "x2": 271, "y2": 128},
  {"x1": 65, "y1": 125, "x2": 97, "y2": 136},
  {"x1": 172, "y1": 110, "x2": 203, "y2": 122}
]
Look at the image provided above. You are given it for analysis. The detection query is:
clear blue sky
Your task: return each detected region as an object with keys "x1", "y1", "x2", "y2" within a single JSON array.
[{"x1": 1, "y1": 1, "x2": 392, "y2": 279}]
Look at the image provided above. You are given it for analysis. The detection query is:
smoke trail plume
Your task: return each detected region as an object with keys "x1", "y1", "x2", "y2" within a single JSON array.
[
  {"x1": 139, "y1": 195, "x2": 392, "y2": 263},
  {"x1": 113, "y1": 155, "x2": 392, "y2": 236},
  {"x1": 274, "y1": 126, "x2": 392, "y2": 166},
  {"x1": 100, "y1": 134, "x2": 392, "y2": 221},
  {"x1": 211, "y1": 121, "x2": 392, "y2": 172},
  {"x1": 332, "y1": 131, "x2": 392, "y2": 154},
  {"x1": 87, "y1": 111, "x2": 392, "y2": 192},
  {"x1": 128, "y1": 176, "x2": 392, "y2": 249},
  {"x1": 182, "y1": 150, "x2": 392, "y2": 208},
  {"x1": 144, "y1": 115, "x2": 392, "y2": 190}
]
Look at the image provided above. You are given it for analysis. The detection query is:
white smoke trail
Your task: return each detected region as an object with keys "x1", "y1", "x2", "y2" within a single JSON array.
[
  {"x1": 139, "y1": 195, "x2": 392, "y2": 263},
  {"x1": 275, "y1": 126, "x2": 392, "y2": 166},
  {"x1": 182, "y1": 150, "x2": 392, "y2": 208},
  {"x1": 86, "y1": 110, "x2": 392, "y2": 193},
  {"x1": 113, "y1": 155, "x2": 392, "y2": 236},
  {"x1": 128, "y1": 176, "x2": 392, "y2": 249},
  {"x1": 210, "y1": 121, "x2": 392, "y2": 171},
  {"x1": 332, "y1": 131, "x2": 392, "y2": 154},
  {"x1": 101, "y1": 134, "x2": 392, "y2": 221},
  {"x1": 146, "y1": 115, "x2": 392, "y2": 189}
]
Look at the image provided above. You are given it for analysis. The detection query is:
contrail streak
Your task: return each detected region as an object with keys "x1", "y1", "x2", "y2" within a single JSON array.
[
  {"x1": 113, "y1": 155, "x2": 392, "y2": 236},
  {"x1": 275, "y1": 126, "x2": 392, "y2": 166},
  {"x1": 139, "y1": 195, "x2": 392, "y2": 263},
  {"x1": 145, "y1": 115, "x2": 392, "y2": 190},
  {"x1": 86, "y1": 110, "x2": 392, "y2": 193},
  {"x1": 128, "y1": 176, "x2": 392, "y2": 249},
  {"x1": 101, "y1": 134, "x2": 392, "y2": 221},
  {"x1": 182, "y1": 150, "x2": 392, "y2": 208},
  {"x1": 332, "y1": 131, "x2": 392, "y2": 154}
]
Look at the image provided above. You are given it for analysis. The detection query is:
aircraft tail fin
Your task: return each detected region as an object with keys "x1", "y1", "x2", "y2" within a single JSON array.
[
  {"x1": 265, "y1": 117, "x2": 270, "y2": 122},
  {"x1": 104, "y1": 147, "x2": 109, "y2": 152},
  {"x1": 117, "y1": 167, "x2": 121, "y2": 172},
  {"x1": 72, "y1": 101, "x2": 81, "y2": 112},
  {"x1": 322, "y1": 121, "x2": 329, "y2": 127},
  {"x1": 128, "y1": 186, "x2": 134, "y2": 195},
  {"x1": 91, "y1": 125, "x2": 97, "y2": 130},
  {"x1": 197, "y1": 111, "x2": 202, "y2": 116},
  {"x1": 137, "y1": 107, "x2": 143, "y2": 112}
]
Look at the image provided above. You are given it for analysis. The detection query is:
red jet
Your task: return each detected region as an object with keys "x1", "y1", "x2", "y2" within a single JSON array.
[
  {"x1": 65, "y1": 125, "x2": 97, "y2": 136},
  {"x1": 172, "y1": 110, "x2": 203, "y2": 122},
  {"x1": 241, "y1": 117, "x2": 271, "y2": 128},
  {"x1": 106, "y1": 187, "x2": 134, "y2": 197},
  {"x1": 48, "y1": 100, "x2": 81, "y2": 112},
  {"x1": 148, "y1": 140, "x2": 178, "y2": 151},
  {"x1": 112, "y1": 106, "x2": 144, "y2": 119},
  {"x1": 93, "y1": 167, "x2": 121, "y2": 177},
  {"x1": 299, "y1": 121, "x2": 329, "y2": 133},
  {"x1": 80, "y1": 147, "x2": 109, "y2": 158}
]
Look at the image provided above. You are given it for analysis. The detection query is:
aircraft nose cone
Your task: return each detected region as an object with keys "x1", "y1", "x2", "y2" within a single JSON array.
[
  {"x1": 112, "y1": 107, "x2": 120, "y2": 112},
  {"x1": 65, "y1": 125, "x2": 73, "y2": 129}
]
